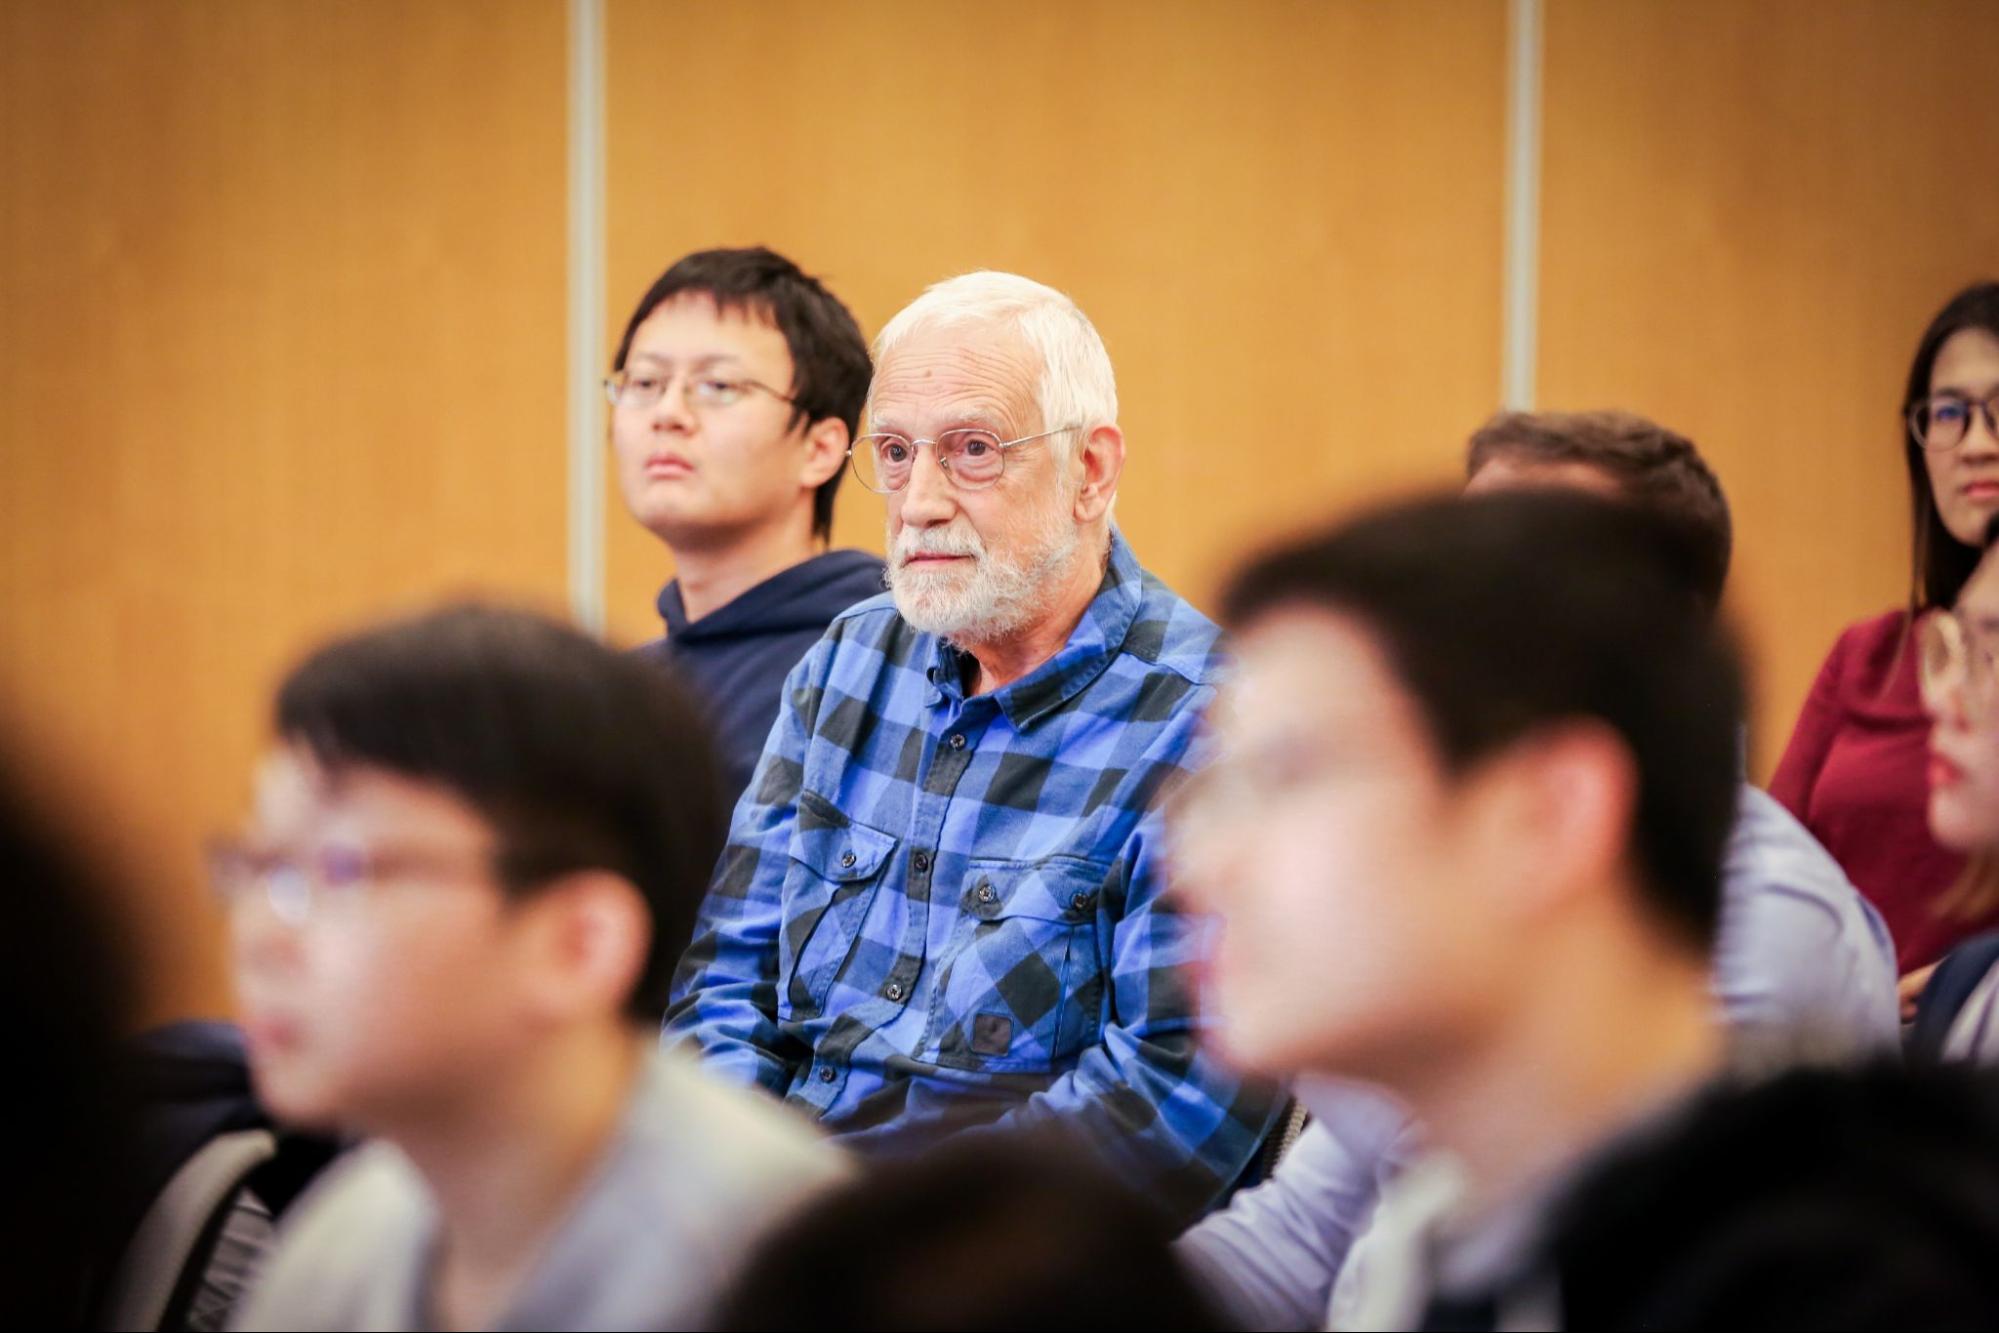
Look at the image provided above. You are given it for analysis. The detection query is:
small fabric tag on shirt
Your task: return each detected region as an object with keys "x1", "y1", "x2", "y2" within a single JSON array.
[{"x1": 971, "y1": 1012, "x2": 1014, "y2": 1056}]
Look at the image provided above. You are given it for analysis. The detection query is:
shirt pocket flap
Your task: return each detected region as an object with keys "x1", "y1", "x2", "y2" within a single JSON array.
[
  {"x1": 791, "y1": 789, "x2": 898, "y2": 883},
  {"x1": 965, "y1": 858, "x2": 1104, "y2": 923}
]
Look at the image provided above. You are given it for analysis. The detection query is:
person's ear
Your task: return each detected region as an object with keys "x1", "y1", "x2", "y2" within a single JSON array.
[
  {"x1": 512, "y1": 871, "x2": 652, "y2": 1024},
  {"x1": 1465, "y1": 721, "x2": 1636, "y2": 924},
  {"x1": 798, "y1": 416, "x2": 850, "y2": 492},
  {"x1": 1070, "y1": 424, "x2": 1124, "y2": 523}
]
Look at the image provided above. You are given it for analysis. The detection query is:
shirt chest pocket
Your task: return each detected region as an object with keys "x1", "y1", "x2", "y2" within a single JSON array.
[
  {"x1": 780, "y1": 790, "x2": 900, "y2": 1020},
  {"x1": 927, "y1": 858, "x2": 1110, "y2": 1074}
]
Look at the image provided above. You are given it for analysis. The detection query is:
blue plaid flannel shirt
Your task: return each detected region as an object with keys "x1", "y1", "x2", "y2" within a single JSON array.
[{"x1": 665, "y1": 531, "x2": 1280, "y2": 1220}]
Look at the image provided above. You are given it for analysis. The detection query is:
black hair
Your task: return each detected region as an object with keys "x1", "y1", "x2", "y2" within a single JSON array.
[
  {"x1": 1221, "y1": 490, "x2": 1743, "y2": 952},
  {"x1": 0, "y1": 742, "x2": 136, "y2": 1327},
  {"x1": 712, "y1": 1130, "x2": 1234, "y2": 1331},
  {"x1": 1904, "y1": 282, "x2": 1999, "y2": 615},
  {"x1": 1548, "y1": 1061, "x2": 1999, "y2": 1329},
  {"x1": 613, "y1": 246, "x2": 871, "y2": 542},
  {"x1": 1467, "y1": 409, "x2": 1732, "y2": 618},
  {"x1": 275, "y1": 604, "x2": 727, "y2": 1022}
]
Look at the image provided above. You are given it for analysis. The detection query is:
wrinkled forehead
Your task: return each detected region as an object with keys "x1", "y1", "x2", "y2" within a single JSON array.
[{"x1": 868, "y1": 319, "x2": 1042, "y2": 434}]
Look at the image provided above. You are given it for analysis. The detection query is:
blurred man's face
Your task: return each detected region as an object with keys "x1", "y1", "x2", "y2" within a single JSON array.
[
  {"x1": 225, "y1": 747, "x2": 533, "y2": 1132},
  {"x1": 1171, "y1": 608, "x2": 1509, "y2": 1083}
]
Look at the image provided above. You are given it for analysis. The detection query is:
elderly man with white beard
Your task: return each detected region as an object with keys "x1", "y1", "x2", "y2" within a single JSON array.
[{"x1": 665, "y1": 271, "x2": 1279, "y2": 1221}]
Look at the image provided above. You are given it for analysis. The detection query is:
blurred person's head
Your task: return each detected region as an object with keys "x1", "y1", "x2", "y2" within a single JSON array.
[
  {"x1": 219, "y1": 605, "x2": 726, "y2": 1135},
  {"x1": 711, "y1": 1132, "x2": 1233, "y2": 1332},
  {"x1": 0, "y1": 740, "x2": 136, "y2": 1326},
  {"x1": 1174, "y1": 492, "x2": 1740, "y2": 1096},
  {"x1": 1920, "y1": 516, "x2": 1999, "y2": 854},
  {"x1": 609, "y1": 246, "x2": 870, "y2": 550},
  {"x1": 1904, "y1": 282, "x2": 1999, "y2": 614},
  {"x1": 1918, "y1": 515, "x2": 1999, "y2": 922},
  {"x1": 1465, "y1": 409, "x2": 1731, "y2": 617},
  {"x1": 1549, "y1": 1061, "x2": 1999, "y2": 1328},
  {"x1": 860, "y1": 272, "x2": 1125, "y2": 654}
]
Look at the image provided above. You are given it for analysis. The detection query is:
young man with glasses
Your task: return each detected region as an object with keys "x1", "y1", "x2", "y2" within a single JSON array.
[
  {"x1": 1173, "y1": 492, "x2": 1746, "y2": 1328},
  {"x1": 609, "y1": 247, "x2": 885, "y2": 803},
  {"x1": 666, "y1": 271, "x2": 1280, "y2": 1224},
  {"x1": 1178, "y1": 410, "x2": 1900, "y2": 1329},
  {"x1": 221, "y1": 606, "x2": 848, "y2": 1330}
]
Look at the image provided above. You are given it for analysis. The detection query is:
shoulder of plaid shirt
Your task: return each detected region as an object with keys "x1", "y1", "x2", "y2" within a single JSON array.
[{"x1": 663, "y1": 529, "x2": 1283, "y2": 1222}]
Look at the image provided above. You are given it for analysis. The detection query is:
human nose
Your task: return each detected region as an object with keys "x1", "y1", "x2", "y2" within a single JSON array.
[
  {"x1": 227, "y1": 882, "x2": 306, "y2": 975},
  {"x1": 1926, "y1": 657, "x2": 1972, "y2": 726},
  {"x1": 1955, "y1": 399, "x2": 1999, "y2": 460},
  {"x1": 646, "y1": 373, "x2": 697, "y2": 433},
  {"x1": 1164, "y1": 788, "x2": 1231, "y2": 910},
  {"x1": 897, "y1": 440, "x2": 958, "y2": 524}
]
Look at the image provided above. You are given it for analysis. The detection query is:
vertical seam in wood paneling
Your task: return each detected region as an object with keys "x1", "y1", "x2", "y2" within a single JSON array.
[
  {"x1": 1502, "y1": 0, "x2": 1543, "y2": 410},
  {"x1": 568, "y1": 0, "x2": 607, "y2": 632}
]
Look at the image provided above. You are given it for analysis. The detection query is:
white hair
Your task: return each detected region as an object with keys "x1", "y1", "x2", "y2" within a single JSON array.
[{"x1": 870, "y1": 271, "x2": 1119, "y2": 455}]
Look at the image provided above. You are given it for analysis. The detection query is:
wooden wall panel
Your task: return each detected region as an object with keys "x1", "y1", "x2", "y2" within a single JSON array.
[
  {"x1": 21, "y1": 0, "x2": 1973, "y2": 1019},
  {"x1": 0, "y1": 1, "x2": 570, "y2": 1022},
  {"x1": 1539, "y1": 0, "x2": 1999, "y2": 775},
  {"x1": 602, "y1": 0, "x2": 1509, "y2": 646}
]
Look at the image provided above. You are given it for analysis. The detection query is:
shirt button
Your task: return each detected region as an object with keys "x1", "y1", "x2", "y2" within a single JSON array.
[
  {"x1": 818, "y1": 1067, "x2": 837, "y2": 1083},
  {"x1": 976, "y1": 882, "x2": 997, "y2": 905},
  {"x1": 948, "y1": 732, "x2": 967, "y2": 750},
  {"x1": 1071, "y1": 892, "x2": 1091, "y2": 911},
  {"x1": 884, "y1": 982, "x2": 905, "y2": 1001},
  {"x1": 913, "y1": 851, "x2": 931, "y2": 873},
  {"x1": 839, "y1": 851, "x2": 856, "y2": 869}
]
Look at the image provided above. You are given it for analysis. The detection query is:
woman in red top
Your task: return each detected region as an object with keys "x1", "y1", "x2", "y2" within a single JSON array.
[{"x1": 1772, "y1": 282, "x2": 1999, "y2": 986}]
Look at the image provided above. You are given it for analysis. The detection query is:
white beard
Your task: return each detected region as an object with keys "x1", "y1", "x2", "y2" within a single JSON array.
[{"x1": 886, "y1": 506, "x2": 1080, "y2": 645}]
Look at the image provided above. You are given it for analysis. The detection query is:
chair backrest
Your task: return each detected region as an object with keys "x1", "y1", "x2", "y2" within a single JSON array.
[
  {"x1": 1911, "y1": 933, "x2": 1999, "y2": 1063},
  {"x1": 99, "y1": 1022, "x2": 341, "y2": 1331},
  {"x1": 101, "y1": 1129, "x2": 276, "y2": 1331}
]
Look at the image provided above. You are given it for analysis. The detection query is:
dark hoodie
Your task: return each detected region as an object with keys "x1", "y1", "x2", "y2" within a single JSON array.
[{"x1": 637, "y1": 548, "x2": 886, "y2": 806}]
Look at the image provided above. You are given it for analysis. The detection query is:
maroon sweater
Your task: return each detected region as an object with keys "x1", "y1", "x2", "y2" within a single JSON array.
[{"x1": 1770, "y1": 608, "x2": 1996, "y2": 972}]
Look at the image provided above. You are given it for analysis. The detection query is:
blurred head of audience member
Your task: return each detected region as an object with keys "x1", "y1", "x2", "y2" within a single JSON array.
[
  {"x1": 218, "y1": 604, "x2": 726, "y2": 1137},
  {"x1": 1546, "y1": 1060, "x2": 1999, "y2": 1328},
  {"x1": 1465, "y1": 408, "x2": 1730, "y2": 618},
  {"x1": 221, "y1": 605, "x2": 850, "y2": 1332},
  {"x1": 1904, "y1": 281, "x2": 1999, "y2": 616},
  {"x1": 1918, "y1": 514, "x2": 1999, "y2": 916},
  {"x1": 1173, "y1": 489, "x2": 1740, "y2": 1212},
  {"x1": 1464, "y1": 409, "x2": 1903, "y2": 1063},
  {"x1": 863, "y1": 270, "x2": 1125, "y2": 670},
  {"x1": 609, "y1": 245, "x2": 871, "y2": 555},
  {"x1": 0, "y1": 738, "x2": 136, "y2": 1328},
  {"x1": 712, "y1": 1132, "x2": 1233, "y2": 1332}
]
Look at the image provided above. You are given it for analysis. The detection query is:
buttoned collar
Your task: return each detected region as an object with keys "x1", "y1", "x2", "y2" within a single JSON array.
[{"x1": 921, "y1": 529, "x2": 1142, "y2": 730}]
